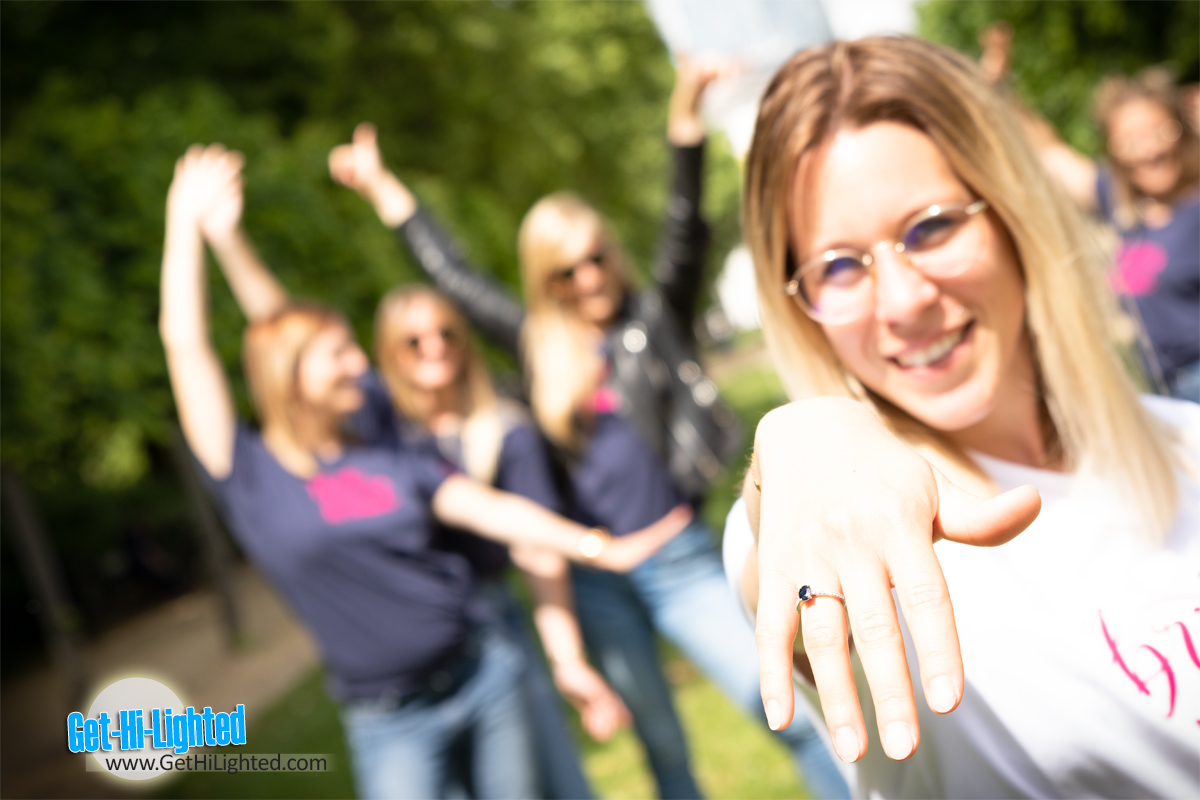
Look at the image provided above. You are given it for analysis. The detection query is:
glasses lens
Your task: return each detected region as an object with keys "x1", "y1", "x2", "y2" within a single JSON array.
[
  {"x1": 797, "y1": 251, "x2": 873, "y2": 322},
  {"x1": 903, "y1": 205, "x2": 984, "y2": 279}
]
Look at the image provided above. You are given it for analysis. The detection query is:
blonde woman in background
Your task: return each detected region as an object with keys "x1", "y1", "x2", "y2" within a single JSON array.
[
  {"x1": 723, "y1": 35, "x2": 1198, "y2": 799},
  {"x1": 190, "y1": 149, "x2": 663, "y2": 800},
  {"x1": 367, "y1": 285, "x2": 629, "y2": 799},
  {"x1": 332, "y1": 55, "x2": 850, "y2": 800}
]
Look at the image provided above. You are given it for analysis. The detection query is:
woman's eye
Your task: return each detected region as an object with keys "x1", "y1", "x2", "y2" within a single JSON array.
[
  {"x1": 904, "y1": 214, "x2": 961, "y2": 251},
  {"x1": 822, "y1": 256, "x2": 866, "y2": 284}
]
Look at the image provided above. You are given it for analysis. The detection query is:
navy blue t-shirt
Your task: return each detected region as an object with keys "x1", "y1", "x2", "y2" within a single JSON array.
[
  {"x1": 202, "y1": 424, "x2": 474, "y2": 701},
  {"x1": 349, "y1": 372, "x2": 562, "y2": 577},
  {"x1": 1097, "y1": 170, "x2": 1200, "y2": 374},
  {"x1": 570, "y1": 411, "x2": 686, "y2": 538}
]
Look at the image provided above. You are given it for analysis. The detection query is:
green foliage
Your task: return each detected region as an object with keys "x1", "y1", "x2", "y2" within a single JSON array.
[
  {"x1": 2, "y1": 2, "x2": 747, "y2": 494},
  {"x1": 918, "y1": 0, "x2": 1200, "y2": 156}
]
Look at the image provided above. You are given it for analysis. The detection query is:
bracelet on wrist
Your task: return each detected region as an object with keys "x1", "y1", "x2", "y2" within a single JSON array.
[{"x1": 578, "y1": 527, "x2": 611, "y2": 561}]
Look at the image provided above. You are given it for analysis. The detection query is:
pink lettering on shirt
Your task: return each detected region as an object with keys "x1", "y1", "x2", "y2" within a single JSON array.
[
  {"x1": 592, "y1": 386, "x2": 622, "y2": 414},
  {"x1": 306, "y1": 467, "x2": 402, "y2": 525},
  {"x1": 1110, "y1": 240, "x2": 1168, "y2": 296}
]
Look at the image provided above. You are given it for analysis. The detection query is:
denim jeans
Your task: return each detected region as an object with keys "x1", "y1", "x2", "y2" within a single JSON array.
[
  {"x1": 1166, "y1": 360, "x2": 1200, "y2": 404},
  {"x1": 572, "y1": 521, "x2": 850, "y2": 800},
  {"x1": 341, "y1": 627, "x2": 537, "y2": 799},
  {"x1": 483, "y1": 582, "x2": 594, "y2": 800}
]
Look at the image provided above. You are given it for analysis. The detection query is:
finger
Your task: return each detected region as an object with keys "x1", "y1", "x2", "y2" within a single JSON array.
[
  {"x1": 222, "y1": 150, "x2": 245, "y2": 173},
  {"x1": 842, "y1": 562, "x2": 920, "y2": 761},
  {"x1": 353, "y1": 121, "x2": 378, "y2": 147},
  {"x1": 754, "y1": 567, "x2": 801, "y2": 734},
  {"x1": 328, "y1": 146, "x2": 354, "y2": 185},
  {"x1": 797, "y1": 572, "x2": 865, "y2": 763},
  {"x1": 934, "y1": 470, "x2": 1040, "y2": 546},
  {"x1": 886, "y1": 544, "x2": 962, "y2": 715}
]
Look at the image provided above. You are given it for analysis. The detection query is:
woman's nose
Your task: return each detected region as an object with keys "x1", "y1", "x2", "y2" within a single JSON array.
[
  {"x1": 872, "y1": 247, "x2": 941, "y2": 327},
  {"x1": 573, "y1": 260, "x2": 606, "y2": 293}
]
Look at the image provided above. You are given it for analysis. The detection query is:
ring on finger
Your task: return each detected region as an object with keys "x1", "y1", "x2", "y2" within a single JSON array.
[{"x1": 797, "y1": 585, "x2": 846, "y2": 611}]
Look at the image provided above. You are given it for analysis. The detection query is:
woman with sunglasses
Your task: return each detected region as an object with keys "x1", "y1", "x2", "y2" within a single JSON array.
[
  {"x1": 979, "y1": 25, "x2": 1199, "y2": 403},
  {"x1": 724, "y1": 35, "x2": 1199, "y2": 799},
  {"x1": 161, "y1": 144, "x2": 691, "y2": 800},
  {"x1": 330, "y1": 55, "x2": 851, "y2": 800}
]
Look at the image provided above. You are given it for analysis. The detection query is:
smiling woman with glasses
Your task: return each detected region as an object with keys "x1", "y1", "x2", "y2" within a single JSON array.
[{"x1": 723, "y1": 34, "x2": 1199, "y2": 800}]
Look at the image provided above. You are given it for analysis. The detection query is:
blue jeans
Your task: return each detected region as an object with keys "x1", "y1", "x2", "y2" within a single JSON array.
[
  {"x1": 572, "y1": 521, "x2": 850, "y2": 799},
  {"x1": 1166, "y1": 360, "x2": 1200, "y2": 404},
  {"x1": 483, "y1": 582, "x2": 594, "y2": 800},
  {"x1": 341, "y1": 628, "x2": 537, "y2": 799}
]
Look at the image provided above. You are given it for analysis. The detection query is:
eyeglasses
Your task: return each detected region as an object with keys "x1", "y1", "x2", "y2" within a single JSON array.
[
  {"x1": 548, "y1": 250, "x2": 607, "y2": 288},
  {"x1": 783, "y1": 199, "x2": 989, "y2": 324},
  {"x1": 399, "y1": 327, "x2": 463, "y2": 356}
]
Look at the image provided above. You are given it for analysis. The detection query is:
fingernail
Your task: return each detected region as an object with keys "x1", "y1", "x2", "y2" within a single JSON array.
[
  {"x1": 765, "y1": 699, "x2": 783, "y2": 730},
  {"x1": 883, "y1": 721, "x2": 915, "y2": 760},
  {"x1": 833, "y1": 726, "x2": 860, "y2": 762},
  {"x1": 928, "y1": 676, "x2": 958, "y2": 713}
]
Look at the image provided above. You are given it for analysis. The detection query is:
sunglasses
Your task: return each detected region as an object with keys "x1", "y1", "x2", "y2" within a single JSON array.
[
  {"x1": 548, "y1": 250, "x2": 607, "y2": 286},
  {"x1": 399, "y1": 327, "x2": 464, "y2": 355}
]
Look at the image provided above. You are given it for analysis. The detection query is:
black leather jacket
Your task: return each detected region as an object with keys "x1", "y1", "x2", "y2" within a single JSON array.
[{"x1": 397, "y1": 142, "x2": 742, "y2": 499}]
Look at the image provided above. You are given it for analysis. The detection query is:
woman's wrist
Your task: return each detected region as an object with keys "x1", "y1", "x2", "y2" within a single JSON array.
[{"x1": 667, "y1": 116, "x2": 706, "y2": 147}]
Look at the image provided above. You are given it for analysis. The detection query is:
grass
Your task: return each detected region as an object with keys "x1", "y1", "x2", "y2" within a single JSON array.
[{"x1": 161, "y1": 354, "x2": 795, "y2": 800}]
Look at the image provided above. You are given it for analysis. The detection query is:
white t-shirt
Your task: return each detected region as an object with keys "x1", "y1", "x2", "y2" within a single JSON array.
[{"x1": 723, "y1": 396, "x2": 1200, "y2": 799}]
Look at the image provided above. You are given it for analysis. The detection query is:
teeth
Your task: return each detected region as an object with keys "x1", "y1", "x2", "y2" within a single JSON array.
[{"x1": 896, "y1": 327, "x2": 966, "y2": 368}]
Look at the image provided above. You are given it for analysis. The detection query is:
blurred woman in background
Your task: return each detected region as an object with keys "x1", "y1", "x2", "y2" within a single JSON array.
[
  {"x1": 331, "y1": 55, "x2": 850, "y2": 800},
  {"x1": 980, "y1": 23, "x2": 1199, "y2": 401},
  {"x1": 160, "y1": 143, "x2": 689, "y2": 799},
  {"x1": 728, "y1": 35, "x2": 1197, "y2": 799}
]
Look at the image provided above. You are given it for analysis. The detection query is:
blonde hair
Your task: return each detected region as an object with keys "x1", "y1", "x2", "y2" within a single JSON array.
[
  {"x1": 242, "y1": 304, "x2": 351, "y2": 469},
  {"x1": 518, "y1": 192, "x2": 633, "y2": 449},
  {"x1": 374, "y1": 285, "x2": 507, "y2": 484},
  {"x1": 743, "y1": 36, "x2": 1181, "y2": 538},
  {"x1": 1094, "y1": 66, "x2": 1199, "y2": 229}
]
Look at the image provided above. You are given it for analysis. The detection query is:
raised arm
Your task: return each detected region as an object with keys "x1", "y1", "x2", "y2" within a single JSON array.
[
  {"x1": 747, "y1": 397, "x2": 1041, "y2": 763},
  {"x1": 196, "y1": 155, "x2": 291, "y2": 323},
  {"x1": 330, "y1": 124, "x2": 525, "y2": 358},
  {"x1": 653, "y1": 54, "x2": 732, "y2": 328},
  {"x1": 159, "y1": 145, "x2": 240, "y2": 479},
  {"x1": 978, "y1": 23, "x2": 1099, "y2": 212},
  {"x1": 432, "y1": 475, "x2": 691, "y2": 573}
]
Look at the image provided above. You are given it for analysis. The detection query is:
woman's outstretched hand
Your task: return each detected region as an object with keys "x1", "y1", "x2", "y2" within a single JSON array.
[
  {"x1": 667, "y1": 51, "x2": 739, "y2": 146},
  {"x1": 749, "y1": 397, "x2": 1040, "y2": 764},
  {"x1": 328, "y1": 122, "x2": 417, "y2": 227},
  {"x1": 591, "y1": 505, "x2": 694, "y2": 573}
]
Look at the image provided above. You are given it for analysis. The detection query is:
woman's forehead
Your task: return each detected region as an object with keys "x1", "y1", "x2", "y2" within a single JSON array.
[{"x1": 790, "y1": 123, "x2": 969, "y2": 251}]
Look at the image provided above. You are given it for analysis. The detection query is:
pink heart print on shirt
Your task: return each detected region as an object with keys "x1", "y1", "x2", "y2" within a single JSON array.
[
  {"x1": 1110, "y1": 240, "x2": 1168, "y2": 296},
  {"x1": 306, "y1": 467, "x2": 402, "y2": 525}
]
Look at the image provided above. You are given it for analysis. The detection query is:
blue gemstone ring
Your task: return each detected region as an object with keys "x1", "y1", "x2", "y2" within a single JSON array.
[{"x1": 796, "y1": 585, "x2": 846, "y2": 611}]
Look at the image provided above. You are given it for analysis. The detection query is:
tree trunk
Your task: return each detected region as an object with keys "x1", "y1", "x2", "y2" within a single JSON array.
[{"x1": 1, "y1": 465, "x2": 88, "y2": 708}]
